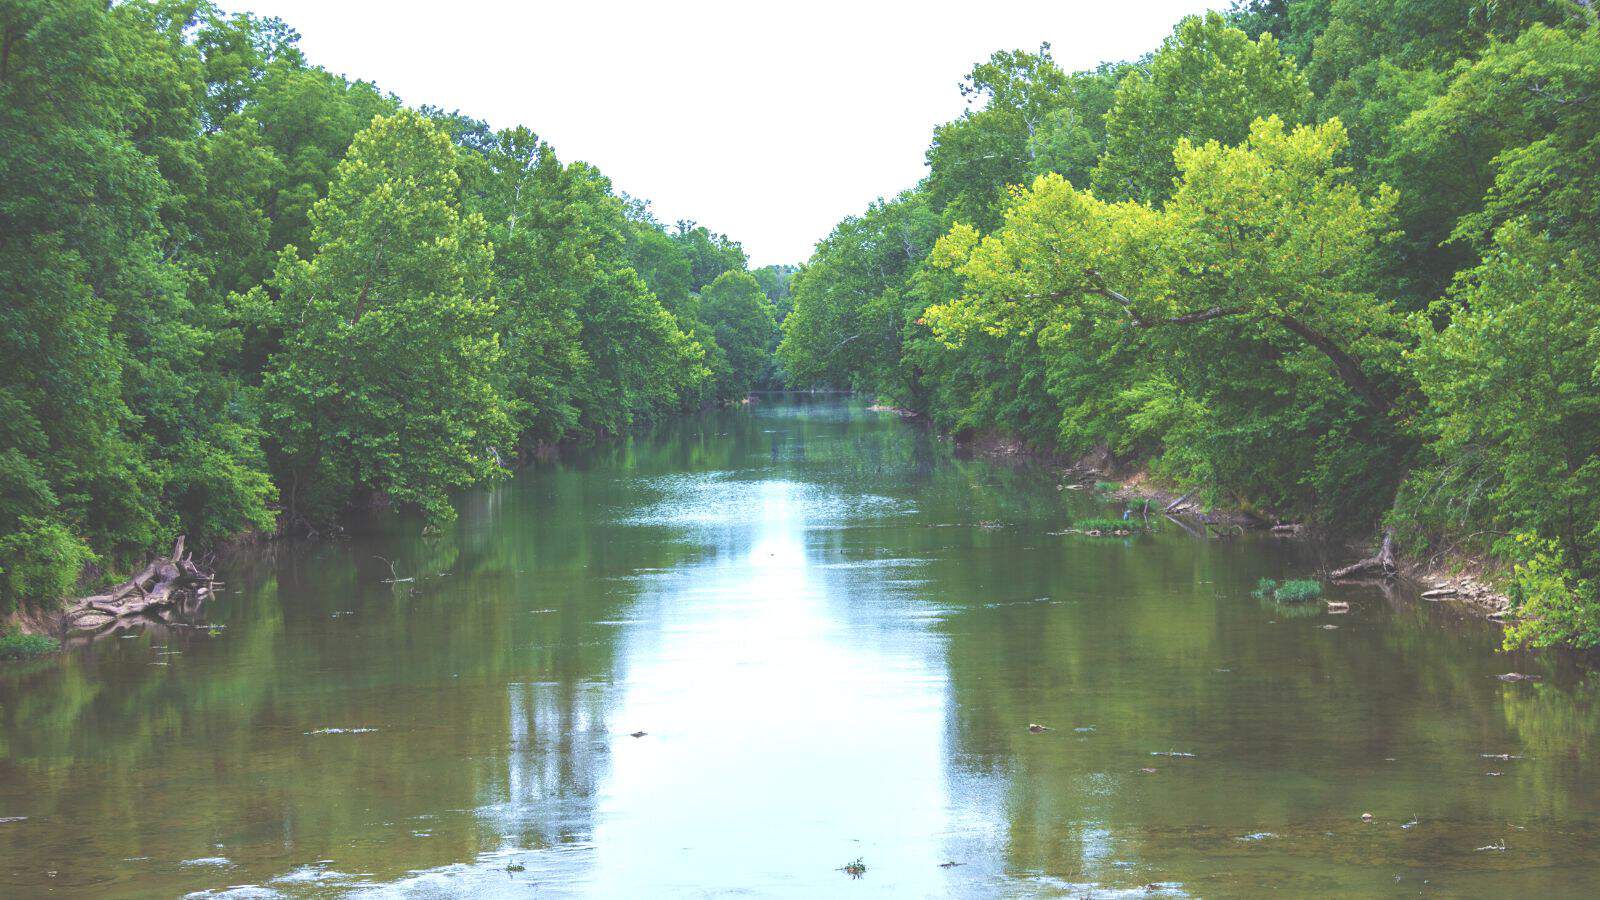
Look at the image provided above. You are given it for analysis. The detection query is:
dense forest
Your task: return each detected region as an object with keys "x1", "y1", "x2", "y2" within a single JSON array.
[
  {"x1": 0, "y1": 1, "x2": 787, "y2": 615},
  {"x1": 779, "y1": 0, "x2": 1600, "y2": 649}
]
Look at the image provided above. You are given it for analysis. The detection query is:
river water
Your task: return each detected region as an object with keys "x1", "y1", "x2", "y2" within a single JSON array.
[{"x1": 2, "y1": 397, "x2": 1598, "y2": 897}]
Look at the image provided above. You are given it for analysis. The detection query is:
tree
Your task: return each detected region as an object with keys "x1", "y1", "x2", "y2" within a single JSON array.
[
  {"x1": 1301, "y1": 0, "x2": 1576, "y2": 307},
  {"x1": 699, "y1": 271, "x2": 778, "y2": 401},
  {"x1": 752, "y1": 264, "x2": 798, "y2": 322},
  {"x1": 1406, "y1": 222, "x2": 1600, "y2": 647},
  {"x1": 779, "y1": 191, "x2": 939, "y2": 400},
  {"x1": 471, "y1": 126, "x2": 589, "y2": 449},
  {"x1": 1092, "y1": 12, "x2": 1311, "y2": 205},
  {"x1": 0, "y1": 0, "x2": 257, "y2": 608},
  {"x1": 927, "y1": 45, "x2": 1098, "y2": 230},
  {"x1": 1399, "y1": 21, "x2": 1600, "y2": 259},
  {"x1": 263, "y1": 110, "x2": 511, "y2": 527},
  {"x1": 672, "y1": 221, "x2": 748, "y2": 292},
  {"x1": 930, "y1": 118, "x2": 1411, "y2": 522}
]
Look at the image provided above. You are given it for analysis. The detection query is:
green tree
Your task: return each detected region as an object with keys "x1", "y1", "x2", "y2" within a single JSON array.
[
  {"x1": 470, "y1": 126, "x2": 589, "y2": 449},
  {"x1": 752, "y1": 264, "x2": 798, "y2": 322},
  {"x1": 1406, "y1": 222, "x2": 1600, "y2": 647},
  {"x1": 779, "y1": 191, "x2": 940, "y2": 400},
  {"x1": 1092, "y1": 12, "x2": 1311, "y2": 204},
  {"x1": 931, "y1": 118, "x2": 1410, "y2": 523},
  {"x1": 672, "y1": 221, "x2": 748, "y2": 292},
  {"x1": 1399, "y1": 21, "x2": 1600, "y2": 259},
  {"x1": 699, "y1": 271, "x2": 779, "y2": 401},
  {"x1": 263, "y1": 110, "x2": 511, "y2": 527}
]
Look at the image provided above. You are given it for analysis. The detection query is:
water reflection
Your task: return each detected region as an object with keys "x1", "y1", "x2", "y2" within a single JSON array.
[{"x1": 2, "y1": 398, "x2": 1599, "y2": 896}]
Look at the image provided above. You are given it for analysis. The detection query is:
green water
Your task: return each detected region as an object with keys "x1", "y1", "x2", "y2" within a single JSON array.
[{"x1": 2, "y1": 398, "x2": 1598, "y2": 897}]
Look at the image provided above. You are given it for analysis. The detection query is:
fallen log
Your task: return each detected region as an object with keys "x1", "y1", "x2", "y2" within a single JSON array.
[
  {"x1": 62, "y1": 536, "x2": 215, "y2": 633},
  {"x1": 1332, "y1": 530, "x2": 1397, "y2": 581},
  {"x1": 1165, "y1": 487, "x2": 1201, "y2": 513}
]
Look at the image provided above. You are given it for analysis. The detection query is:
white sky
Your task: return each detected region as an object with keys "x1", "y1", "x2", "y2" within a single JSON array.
[{"x1": 228, "y1": 1, "x2": 1225, "y2": 266}]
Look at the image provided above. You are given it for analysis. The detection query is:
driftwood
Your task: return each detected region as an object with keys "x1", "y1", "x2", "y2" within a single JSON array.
[
  {"x1": 1165, "y1": 487, "x2": 1201, "y2": 513},
  {"x1": 63, "y1": 536, "x2": 216, "y2": 634},
  {"x1": 1332, "y1": 530, "x2": 1397, "y2": 581}
]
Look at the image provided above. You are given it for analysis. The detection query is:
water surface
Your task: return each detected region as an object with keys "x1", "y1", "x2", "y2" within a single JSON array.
[{"x1": 3, "y1": 398, "x2": 1598, "y2": 896}]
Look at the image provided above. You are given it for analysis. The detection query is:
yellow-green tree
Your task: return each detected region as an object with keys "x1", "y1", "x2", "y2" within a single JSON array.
[{"x1": 263, "y1": 110, "x2": 511, "y2": 527}]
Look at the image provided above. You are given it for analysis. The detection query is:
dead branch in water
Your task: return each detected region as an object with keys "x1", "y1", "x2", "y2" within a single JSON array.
[
  {"x1": 62, "y1": 536, "x2": 217, "y2": 635},
  {"x1": 1332, "y1": 530, "x2": 1398, "y2": 581}
]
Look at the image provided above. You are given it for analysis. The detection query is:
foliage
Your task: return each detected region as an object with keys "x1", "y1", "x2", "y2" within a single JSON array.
[
  {"x1": 1404, "y1": 222, "x2": 1600, "y2": 646},
  {"x1": 1275, "y1": 579, "x2": 1326, "y2": 602},
  {"x1": 1251, "y1": 577, "x2": 1324, "y2": 602},
  {"x1": 0, "y1": 1, "x2": 774, "y2": 609},
  {"x1": 699, "y1": 271, "x2": 779, "y2": 401},
  {"x1": 1501, "y1": 533, "x2": 1600, "y2": 650},
  {"x1": 925, "y1": 118, "x2": 1411, "y2": 525},
  {"x1": 261, "y1": 109, "x2": 512, "y2": 526},
  {"x1": 0, "y1": 630, "x2": 59, "y2": 661},
  {"x1": 1073, "y1": 517, "x2": 1145, "y2": 535},
  {"x1": 752, "y1": 264, "x2": 799, "y2": 321},
  {"x1": 777, "y1": 192, "x2": 939, "y2": 398},
  {"x1": 782, "y1": 6, "x2": 1600, "y2": 645},
  {"x1": 1092, "y1": 13, "x2": 1312, "y2": 204}
]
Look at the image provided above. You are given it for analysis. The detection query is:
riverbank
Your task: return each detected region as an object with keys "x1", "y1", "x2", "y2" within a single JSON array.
[{"x1": 948, "y1": 426, "x2": 1518, "y2": 631}]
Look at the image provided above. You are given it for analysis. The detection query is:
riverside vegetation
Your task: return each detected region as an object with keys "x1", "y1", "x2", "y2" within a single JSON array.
[
  {"x1": 1, "y1": 1, "x2": 788, "y2": 622},
  {"x1": 777, "y1": 1, "x2": 1600, "y2": 650},
  {"x1": 5, "y1": 0, "x2": 1600, "y2": 654}
]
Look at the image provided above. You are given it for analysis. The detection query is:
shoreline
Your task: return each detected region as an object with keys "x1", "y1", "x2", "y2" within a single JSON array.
[{"x1": 949, "y1": 427, "x2": 1517, "y2": 631}]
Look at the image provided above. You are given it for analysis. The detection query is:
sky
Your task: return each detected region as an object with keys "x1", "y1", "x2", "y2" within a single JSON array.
[{"x1": 229, "y1": 1, "x2": 1226, "y2": 266}]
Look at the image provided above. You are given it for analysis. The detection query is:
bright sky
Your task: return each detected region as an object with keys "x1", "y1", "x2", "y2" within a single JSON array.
[{"x1": 229, "y1": 1, "x2": 1225, "y2": 266}]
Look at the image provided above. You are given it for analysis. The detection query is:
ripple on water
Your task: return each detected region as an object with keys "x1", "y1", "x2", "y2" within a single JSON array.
[{"x1": 619, "y1": 474, "x2": 913, "y2": 529}]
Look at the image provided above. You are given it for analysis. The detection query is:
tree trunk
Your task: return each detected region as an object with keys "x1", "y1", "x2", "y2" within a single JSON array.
[{"x1": 1332, "y1": 530, "x2": 1398, "y2": 580}]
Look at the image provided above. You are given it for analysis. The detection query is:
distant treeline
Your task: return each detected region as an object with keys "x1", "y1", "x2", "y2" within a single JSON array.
[
  {"x1": 1, "y1": 1, "x2": 793, "y2": 611},
  {"x1": 778, "y1": 2, "x2": 1600, "y2": 648}
]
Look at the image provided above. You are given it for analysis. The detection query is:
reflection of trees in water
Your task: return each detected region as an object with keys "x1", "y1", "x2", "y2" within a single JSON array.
[
  {"x1": 0, "y1": 431, "x2": 713, "y2": 890},
  {"x1": 919, "y1": 519, "x2": 1600, "y2": 885}
]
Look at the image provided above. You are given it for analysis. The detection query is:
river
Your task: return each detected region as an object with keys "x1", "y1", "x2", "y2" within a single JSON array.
[{"x1": 2, "y1": 397, "x2": 1597, "y2": 896}]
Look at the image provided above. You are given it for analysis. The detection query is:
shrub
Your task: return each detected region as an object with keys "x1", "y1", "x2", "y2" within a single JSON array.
[
  {"x1": 1074, "y1": 517, "x2": 1145, "y2": 534},
  {"x1": 1252, "y1": 577, "x2": 1323, "y2": 602},
  {"x1": 0, "y1": 518, "x2": 94, "y2": 613},
  {"x1": 0, "y1": 631, "x2": 59, "y2": 660},
  {"x1": 1501, "y1": 533, "x2": 1600, "y2": 650},
  {"x1": 1274, "y1": 579, "x2": 1324, "y2": 603}
]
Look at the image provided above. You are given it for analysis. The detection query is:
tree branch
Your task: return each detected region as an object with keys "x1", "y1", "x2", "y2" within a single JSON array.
[{"x1": 1273, "y1": 314, "x2": 1393, "y2": 414}]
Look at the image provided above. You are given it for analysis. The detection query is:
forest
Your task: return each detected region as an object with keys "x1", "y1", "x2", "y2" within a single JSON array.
[
  {"x1": 1, "y1": 1, "x2": 787, "y2": 618},
  {"x1": 778, "y1": 0, "x2": 1600, "y2": 649}
]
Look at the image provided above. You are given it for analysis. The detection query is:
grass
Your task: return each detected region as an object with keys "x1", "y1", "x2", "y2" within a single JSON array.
[
  {"x1": 841, "y1": 858, "x2": 866, "y2": 878},
  {"x1": 0, "y1": 630, "x2": 59, "y2": 660},
  {"x1": 1074, "y1": 517, "x2": 1146, "y2": 535},
  {"x1": 1094, "y1": 481, "x2": 1121, "y2": 492},
  {"x1": 1252, "y1": 578, "x2": 1324, "y2": 603}
]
